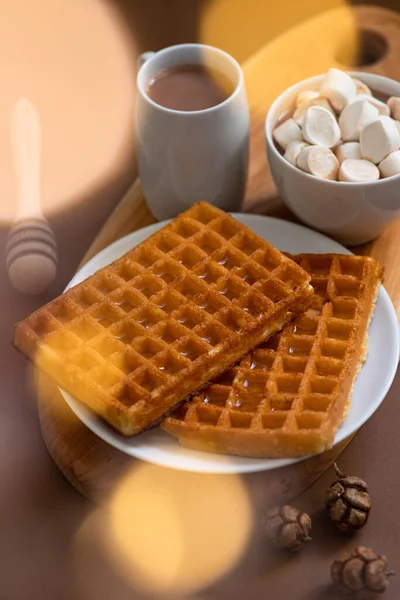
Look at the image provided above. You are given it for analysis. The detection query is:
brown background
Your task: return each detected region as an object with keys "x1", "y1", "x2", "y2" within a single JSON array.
[{"x1": 1, "y1": 1, "x2": 400, "y2": 599}]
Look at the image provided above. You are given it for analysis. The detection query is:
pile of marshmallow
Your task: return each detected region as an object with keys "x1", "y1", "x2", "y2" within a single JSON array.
[{"x1": 273, "y1": 68, "x2": 400, "y2": 182}]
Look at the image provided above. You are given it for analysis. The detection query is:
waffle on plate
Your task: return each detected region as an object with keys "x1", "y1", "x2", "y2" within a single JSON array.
[
  {"x1": 162, "y1": 254, "x2": 383, "y2": 457},
  {"x1": 14, "y1": 202, "x2": 313, "y2": 435}
]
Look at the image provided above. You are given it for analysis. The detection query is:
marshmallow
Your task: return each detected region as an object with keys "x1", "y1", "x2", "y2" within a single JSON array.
[
  {"x1": 360, "y1": 116, "x2": 400, "y2": 164},
  {"x1": 395, "y1": 121, "x2": 400, "y2": 136},
  {"x1": 296, "y1": 146, "x2": 314, "y2": 172},
  {"x1": 354, "y1": 94, "x2": 390, "y2": 116},
  {"x1": 297, "y1": 145, "x2": 339, "y2": 180},
  {"x1": 338, "y1": 100, "x2": 379, "y2": 142},
  {"x1": 335, "y1": 142, "x2": 362, "y2": 163},
  {"x1": 273, "y1": 118, "x2": 303, "y2": 150},
  {"x1": 284, "y1": 141, "x2": 309, "y2": 166},
  {"x1": 293, "y1": 97, "x2": 334, "y2": 127},
  {"x1": 379, "y1": 150, "x2": 400, "y2": 178},
  {"x1": 352, "y1": 78, "x2": 372, "y2": 96},
  {"x1": 276, "y1": 108, "x2": 294, "y2": 126},
  {"x1": 387, "y1": 97, "x2": 400, "y2": 121},
  {"x1": 303, "y1": 106, "x2": 341, "y2": 148},
  {"x1": 295, "y1": 90, "x2": 319, "y2": 107},
  {"x1": 319, "y1": 68, "x2": 357, "y2": 113},
  {"x1": 338, "y1": 159, "x2": 379, "y2": 182}
]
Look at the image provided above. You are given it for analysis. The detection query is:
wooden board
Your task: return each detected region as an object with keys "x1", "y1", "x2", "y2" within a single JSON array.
[{"x1": 37, "y1": 5, "x2": 400, "y2": 502}]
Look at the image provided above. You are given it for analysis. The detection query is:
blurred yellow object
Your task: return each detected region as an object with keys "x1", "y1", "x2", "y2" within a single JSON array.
[
  {"x1": 244, "y1": 6, "x2": 357, "y2": 113},
  {"x1": 201, "y1": 0, "x2": 348, "y2": 63},
  {"x1": 75, "y1": 464, "x2": 252, "y2": 596},
  {"x1": 0, "y1": 0, "x2": 135, "y2": 223},
  {"x1": 107, "y1": 465, "x2": 252, "y2": 594}
]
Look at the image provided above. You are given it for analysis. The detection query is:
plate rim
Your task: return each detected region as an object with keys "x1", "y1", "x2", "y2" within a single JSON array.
[{"x1": 60, "y1": 214, "x2": 399, "y2": 474}]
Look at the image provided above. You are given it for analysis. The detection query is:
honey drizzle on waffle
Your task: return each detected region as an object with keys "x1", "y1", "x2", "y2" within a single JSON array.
[
  {"x1": 163, "y1": 254, "x2": 383, "y2": 458},
  {"x1": 14, "y1": 203, "x2": 313, "y2": 435}
]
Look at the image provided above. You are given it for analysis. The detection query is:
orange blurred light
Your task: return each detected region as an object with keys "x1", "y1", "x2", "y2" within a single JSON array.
[
  {"x1": 200, "y1": 0, "x2": 349, "y2": 64},
  {"x1": 0, "y1": 0, "x2": 135, "y2": 224},
  {"x1": 75, "y1": 463, "x2": 252, "y2": 596}
]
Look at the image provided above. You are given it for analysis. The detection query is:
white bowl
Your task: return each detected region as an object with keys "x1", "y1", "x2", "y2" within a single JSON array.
[{"x1": 265, "y1": 72, "x2": 400, "y2": 246}]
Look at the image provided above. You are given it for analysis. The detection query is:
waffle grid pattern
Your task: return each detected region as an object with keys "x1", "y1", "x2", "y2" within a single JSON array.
[
  {"x1": 163, "y1": 254, "x2": 383, "y2": 457},
  {"x1": 15, "y1": 203, "x2": 313, "y2": 435}
]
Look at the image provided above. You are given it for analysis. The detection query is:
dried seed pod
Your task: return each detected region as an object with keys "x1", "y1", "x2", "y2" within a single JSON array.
[
  {"x1": 332, "y1": 546, "x2": 394, "y2": 598},
  {"x1": 264, "y1": 505, "x2": 311, "y2": 551},
  {"x1": 325, "y1": 463, "x2": 371, "y2": 533}
]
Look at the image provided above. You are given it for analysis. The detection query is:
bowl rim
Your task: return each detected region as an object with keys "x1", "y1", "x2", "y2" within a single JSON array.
[{"x1": 265, "y1": 71, "x2": 400, "y2": 187}]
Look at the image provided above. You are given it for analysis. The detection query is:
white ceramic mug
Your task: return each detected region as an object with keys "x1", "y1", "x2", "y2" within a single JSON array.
[
  {"x1": 265, "y1": 72, "x2": 400, "y2": 246},
  {"x1": 136, "y1": 44, "x2": 249, "y2": 220}
]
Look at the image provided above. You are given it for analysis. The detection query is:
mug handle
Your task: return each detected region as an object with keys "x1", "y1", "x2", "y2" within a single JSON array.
[{"x1": 138, "y1": 51, "x2": 155, "y2": 70}]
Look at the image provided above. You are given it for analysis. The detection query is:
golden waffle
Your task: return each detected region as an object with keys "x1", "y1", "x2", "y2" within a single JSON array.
[
  {"x1": 162, "y1": 254, "x2": 383, "y2": 457},
  {"x1": 14, "y1": 202, "x2": 313, "y2": 436}
]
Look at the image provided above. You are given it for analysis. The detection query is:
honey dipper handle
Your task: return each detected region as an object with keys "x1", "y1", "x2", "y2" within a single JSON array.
[{"x1": 10, "y1": 98, "x2": 41, "y2": 219}]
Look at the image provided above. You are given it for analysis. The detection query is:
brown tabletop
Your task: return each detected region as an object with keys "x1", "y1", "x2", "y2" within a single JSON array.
[{"x1": 2, "y1": 205, "x2": 400, "y2": 600}]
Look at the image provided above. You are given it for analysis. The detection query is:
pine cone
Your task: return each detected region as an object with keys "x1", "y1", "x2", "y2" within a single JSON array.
[
  {"x1": 332, "y1": 546, "x2": 394, "y2": 598},
  {"x1": 264, "y1": 505, "x2": 311, "y2": 551},
  {"x1": 325, "y1": 463, "x2": 371, "y2": 533}
]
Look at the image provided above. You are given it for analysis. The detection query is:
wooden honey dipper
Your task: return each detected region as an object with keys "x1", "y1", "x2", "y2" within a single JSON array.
[{"x1": 6, "y1": 98, "x2": 57, "y2": 294}]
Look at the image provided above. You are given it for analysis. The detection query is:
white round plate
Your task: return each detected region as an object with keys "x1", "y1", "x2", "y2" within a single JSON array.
[{"x1": 61, "y1": 215, "x2": 399, "y2": 474}]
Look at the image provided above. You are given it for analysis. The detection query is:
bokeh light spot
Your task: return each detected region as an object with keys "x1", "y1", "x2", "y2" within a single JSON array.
[{"x1": 75, "y1": 463, "x2": 252, "y2": 597}]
